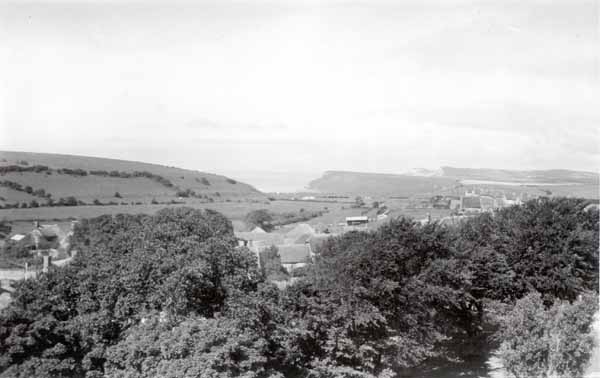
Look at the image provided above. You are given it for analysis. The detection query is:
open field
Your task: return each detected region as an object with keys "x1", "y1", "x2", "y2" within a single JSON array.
[
  {"x1": 1, "y1": 172, "x2": 172, "y2": 202},
  {"x1": 0, "y1": 151, "x2": 264, "y2": 204},
  {"x1": 0, "y1": 199, "x2": 345, "y2": 223}
]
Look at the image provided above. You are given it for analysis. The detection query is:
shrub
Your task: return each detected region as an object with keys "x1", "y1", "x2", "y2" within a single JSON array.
[{"x1": 494, "y1": 292, "x2": 599, "y2": 378}]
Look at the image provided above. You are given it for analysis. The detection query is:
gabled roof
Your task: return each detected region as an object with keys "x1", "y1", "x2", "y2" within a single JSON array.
[
  {"x1": 285, "y1": 223, "x2": 316, "y2": 238},
  {"x1": 251, "y1": 226, "x2": 266, "y2": 233},
  {"x1": 278, "y1": 244, "x2": 311, "y2": 264},
  {"x1": 294, "y1": 234, "x2": 312, "y2": 244}
]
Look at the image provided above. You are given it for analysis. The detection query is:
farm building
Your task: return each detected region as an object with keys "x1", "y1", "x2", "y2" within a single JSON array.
[
  {"x1": 277, "y1": 244, "x2": 312, "y2": 273},
  {"x1": 345, "y1": 216, "x2": 368, "y2": 226},
  {"x1": 480, "y1": 196, "x2": 496, "y2": 211}
]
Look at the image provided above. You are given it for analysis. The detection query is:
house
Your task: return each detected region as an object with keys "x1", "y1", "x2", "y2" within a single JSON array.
[
  {"x1": 30, "y1": 224, "x2": 63, "y2": 249},
  {"x1": 480, "y1": 196, "x2": 496, "y2": 212},
  {"x1": 277, "y1": 244, "x2": 312, "y2": 273},
  {"x1": 449, "y1": 198, "x2": 461, "y2": 211},
  {"x1": 461, "y1": 196, "x2": 482, "y2": 213},
  {"x1": 345, "y1": 216, "x2": 368, "y2": 226}
]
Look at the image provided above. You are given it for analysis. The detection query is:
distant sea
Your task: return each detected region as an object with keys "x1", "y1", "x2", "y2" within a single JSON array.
[{"x1": 220, "y1": 170, "x2": 320, "y2": 193}]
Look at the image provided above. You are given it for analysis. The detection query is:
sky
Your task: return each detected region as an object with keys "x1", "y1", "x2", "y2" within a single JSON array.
[{"x1": 0, "y1": 0, "x2": 598, "y2": 190}]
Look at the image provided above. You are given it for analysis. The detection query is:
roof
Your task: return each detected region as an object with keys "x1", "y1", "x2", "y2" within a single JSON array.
[
  {"x1": 462, "y1": 196, "x2": 481, "y2": 209},
  {"x1": 234, "y1": 231, "x2": 285, "y2": 245},
  {"x1": 285, "y1": 223, "x2": 316, "y2": 238},
  {"x1": 346, "y1": 216, "x2": 368, "y2": 222},
  {"x1": 480, "y1": 196, "x2": 495, "y2": 208},
  {"x1": 277, "y1": 244, "x2": 311, "y2": 264},
  {"x1": 294, "y1": 234, "x2": 312, "y2": 244},
  {"x1": 308, "y1": 234, "x2": 331, "y2": 253},
  {"x1": 35, "y1": 224, "x2": 62, "y2": 239},
  {"x1": 251, "y1": 226, "x2": 266, "y2": 233},
  {"x1": 10, "y1": 234, "x2": 26, "y2": 241}
]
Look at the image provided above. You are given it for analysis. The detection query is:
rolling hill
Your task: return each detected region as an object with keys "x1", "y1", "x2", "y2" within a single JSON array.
[
  {"x1": 0, "y1": 151, "x2": 263, "y2": 206},
  {"x1": 307, "y1": 171, "x2": 457, "y2": 197},
  {"x1": 308, "y1": 168, "x2": 599, "y2": 198}
]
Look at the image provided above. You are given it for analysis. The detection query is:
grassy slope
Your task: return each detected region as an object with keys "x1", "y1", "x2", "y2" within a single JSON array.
[
  {"x1": 0, "y1": 151, "x2": 263, "y2": 204},
  {"x1": 307, "y1": 171, "x2": 457, "y2": 196},
  {"x1": 442, "y1": 166, "x2": 599, "y2": 184},
  {"x1": 308, "y1": 169, "x2": 600, "y2": 199}
]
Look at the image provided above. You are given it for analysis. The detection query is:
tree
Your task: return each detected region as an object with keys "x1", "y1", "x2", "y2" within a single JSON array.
[
  {"x1": 494, "y1": 291, "x2": 598, "y2": 378},
  {"x1": 114, "y1": 192, "x2": 122, "y2": 198},
  {"x1": 353, "y1": 196, "x2": 365, "y2": 208},
  {"x1": 0, "y1": 221, "x2": 11, "y2": 239},
  {"x1": 245, "y1": 209, "x2": 274, "y2": 232},
  {"x1": 0, "y1": 208, "x2": 261, "y2": 377},
  {"x1": 259, "y1": 246, "x2": 289, "y2": 280},
  {"x1": 493, "y1": 197, "x2": 599, "y2": 302}
]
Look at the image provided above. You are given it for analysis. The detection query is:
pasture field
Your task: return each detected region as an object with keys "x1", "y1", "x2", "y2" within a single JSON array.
[
  {"x1": 0, "y1": 199, "x2": 345, "y2": 224},
  {"x1": 2, "y1": 172, "x2": 172, "y2": 203},
  {"x1": 0, "y1": 151, "x2": 263, "y2": 204}
]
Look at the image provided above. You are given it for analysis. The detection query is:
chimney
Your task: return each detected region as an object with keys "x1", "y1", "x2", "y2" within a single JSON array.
[{"x1": 42, "y1": 255, "x2": 50, "y2": 273}]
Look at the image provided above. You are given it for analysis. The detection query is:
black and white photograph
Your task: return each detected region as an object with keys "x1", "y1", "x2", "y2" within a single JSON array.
[{"x1": 0, "y1": 1, "x2": 598, "y2": 377}]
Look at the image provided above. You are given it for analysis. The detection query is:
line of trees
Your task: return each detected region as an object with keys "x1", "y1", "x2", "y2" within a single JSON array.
[
  {"x1": 0, "y1": 198, "x2": 597, "y2": 378},
  {"x1": 0, "y1": 164, "x2": 50, "y2": 174},
  {"x1": 0, "y1": 180, "x2": 52, "y2": 199}
]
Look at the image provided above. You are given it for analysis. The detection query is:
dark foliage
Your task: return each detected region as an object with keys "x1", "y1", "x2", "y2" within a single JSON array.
[{"x1": 0, "y1": 198, "x2": 597, "y2": 378}]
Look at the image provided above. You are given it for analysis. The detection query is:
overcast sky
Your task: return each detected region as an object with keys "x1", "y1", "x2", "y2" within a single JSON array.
[{"x1": 1, "y1": 0, "x2": 598, "y2": 182}]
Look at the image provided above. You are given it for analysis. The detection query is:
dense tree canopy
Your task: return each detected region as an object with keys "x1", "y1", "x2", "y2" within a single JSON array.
[{"x1": 0, "y1": 198, "x2": 598, "y2": 378}]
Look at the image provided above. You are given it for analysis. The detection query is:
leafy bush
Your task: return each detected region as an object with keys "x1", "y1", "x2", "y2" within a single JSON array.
[{"x1": 494, "y1": 292, "x2": 598, "y2": 378}]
